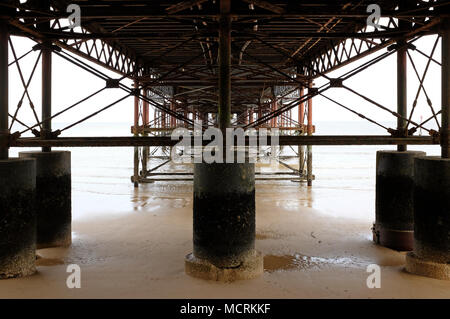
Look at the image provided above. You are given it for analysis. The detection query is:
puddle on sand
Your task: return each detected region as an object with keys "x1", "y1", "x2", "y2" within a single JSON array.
[
  {"x1": 264, "y1": 253, "x2": 359, "y2": 273},
  {"x1": 36, "y1": 255, "x2": 65, "y2": 267}
]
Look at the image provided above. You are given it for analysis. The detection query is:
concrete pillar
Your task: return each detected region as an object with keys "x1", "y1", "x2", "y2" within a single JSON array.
[
  {"x1": 0, "y1": 158, "x2": 36, "y2": 278},
  {"x1": 185, "y1": 160, "x2": 263, "y2": 281},
  {"x1": 19, "y1": 151, "x2": 71, "y2": 248},
  {"x1": 406, "y1": 18, "x2": 450, "y2": 280},
  {"x1": 373, "y1": 151, "x2": 425, "y2": 251},
  {"x1": 405, "y1": 157, "x2": 450, "y2": 280}
]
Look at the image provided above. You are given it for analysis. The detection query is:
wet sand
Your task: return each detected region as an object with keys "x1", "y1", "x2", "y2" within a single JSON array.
[{"x1": 1, "y1": 165, "x2": 449, "y2": 298}]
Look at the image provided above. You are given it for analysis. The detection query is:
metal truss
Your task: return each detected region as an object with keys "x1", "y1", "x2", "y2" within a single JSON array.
[{"x1": 0, "y1": 0, "x2": 447, "y2": 153}]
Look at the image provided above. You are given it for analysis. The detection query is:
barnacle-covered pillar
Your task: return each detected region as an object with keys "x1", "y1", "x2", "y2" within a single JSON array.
[{"x1": 185, "y1": 0, "x2": 262, "y2": 281}]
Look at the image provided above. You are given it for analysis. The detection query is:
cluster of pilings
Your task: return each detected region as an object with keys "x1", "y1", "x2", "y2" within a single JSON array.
[
  {"x1": 373, "y1": 18, "x2": 450, "y2": 280},
  {"x1": 0, "y1": 18, "x2": 72, "y2": 279}
]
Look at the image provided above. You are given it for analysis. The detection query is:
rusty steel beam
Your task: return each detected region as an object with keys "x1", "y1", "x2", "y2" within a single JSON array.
[
  {"x1": 11, "y1": 135, "x2": 437, "y2": 148},
  {"x1": 4, "y1": 1, "x2": 443, "y2": 19}
]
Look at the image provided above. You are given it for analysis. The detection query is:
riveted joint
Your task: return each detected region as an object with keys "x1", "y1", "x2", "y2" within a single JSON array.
[
  {"x1": 0, "y1": 131, "x2": 20, "y2": 148},
  {"x1": 408, "y1": 127, "x2": 417, "y2": 136},
  {"x1": 329, "y1": 78, "x2": 344, "y2": 87},
  {"x1": 39, "y1": 129, "x2": 61, "y2": 139},
  {"x1": 429, "y1": 129, "x2": 440, "y2": 144},
  {"x1": 388, "y1": 128, "x2": 408, "y2": 137},
  {"x1": 130, "y1": 88, "x2": 140, "y2": 96},
  {"x1": 106, "y1": 79, "x2": 120, "y2": 88},
  {"x1": 32, "y1": 43, "x2": 61, "y2": 52}
]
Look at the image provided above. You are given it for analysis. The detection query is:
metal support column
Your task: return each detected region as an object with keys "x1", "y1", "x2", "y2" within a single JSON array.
[
  {"x1": 142, "y1": 88, "x2": 149, "y2": 177},
  {"x1": 442, "y1": 18, "x2": 450, "y2": 158},
  {"x1": 307, "y1": 83, "x2": 313, "y2": 186},
  {"x1": 40, "y1": 1, "x2": 52, "y2": 152},
  {"x1": 0, "y1": 21, "x2": 8, "y2": 160},
  {"x1": 298, "y1": 86, "x2": 305, "y2": 176},
  {"x1": 397, "y1": 40, "x2": 408, "y2": 151},
  {"x1": 133, "y1": 80, "x2": 139, "y2": 187},
  {"x1": 397, "y1": 0, "x2": 412, "y2": 152},
  {"x1": 218, "y1": 0, "x2": 231, "y2": 132},
  {"x1": 41, "y1": 44, "x2": 52, "y2": 152}
]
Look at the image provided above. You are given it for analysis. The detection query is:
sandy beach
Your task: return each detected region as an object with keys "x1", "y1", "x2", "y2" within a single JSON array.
[{"x1": 1, "y1": 156, "x2": 449, "y2": 298}]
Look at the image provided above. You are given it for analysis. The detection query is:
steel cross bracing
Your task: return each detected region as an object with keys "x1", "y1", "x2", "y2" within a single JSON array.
[{"x1": 0, "y1": 0, "x2": 448, "y2": 148}]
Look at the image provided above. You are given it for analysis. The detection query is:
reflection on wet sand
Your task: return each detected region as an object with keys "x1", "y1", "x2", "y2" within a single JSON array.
[{"x1": 36, "y1": 255, "x2": 65, "y2": 267}]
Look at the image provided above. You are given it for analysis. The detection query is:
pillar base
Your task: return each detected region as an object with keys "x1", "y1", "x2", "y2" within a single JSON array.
[
  {"x1": 185, "y1": 251, "x2": 263, "y2": 282},
  {"x1": 372, "y1": 223, "x2": 414, "y2": 251},
  {"x1": 0, "y1": 158, "x2": 36, "y2": 279},
  {"x1": 193, "y1": 161, "x2": 256, "y2": 267},
  {"x1": 19, "y1": 151, "x2": 71, "y2": 249},
  {"x1": 405, "y1": 252, "x2": 450, "y2": 281},
  {"x1": 406, "y1": 156, "x2": 450, "y2": 280}
]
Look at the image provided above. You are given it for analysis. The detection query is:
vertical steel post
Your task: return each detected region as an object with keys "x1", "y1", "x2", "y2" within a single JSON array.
[
  {"x1": 218, "y1": 0, "x2": 231, "y2": 132},
  {"x1": 142, "y1": 88, "x2": 149, "y2": 178},
  {"x1": 0, "y1": 21, "x2": 9, "y2": 160},
  {"x1": 134, "y1": 80, "x2": 140, "y2": 133},
  {"x1": 271, "y1": 100, "x2": 277, "y2": 127},
  {"x1": 442, "y1": 18, "x2": 450, "y2": 158},
  {"x1": 143, "y1": 89, "x2": 149, "y2": 127},
  {"x1": 258, "y1": 104, "x2": 262, "y2": 126},
  {"x1": 133, "y1": 80, "x2": 139, "y2": 187},
  {"x1": 397, "y1": 1, "x2": 410, "y2": 152},
  {"x1": 170, "y1": 102, "x2": 176, "y2": 128},
  {"x1": 307, "y1": 82, "x2": 313, "y2": 186},
  {"x1": 299, "y1": 88, "x2": 305, "y2": 124},
  {"x1": 41, "y1": 44, "x2": 52, "y2": 153},
  {"x1": 40, "y1": 1, "x2": 52, "y2": 152},
  {"x1": 298, "y1": 86, "x2": 305, "y2": 176},
  {"x1": 397, "y1": 39, "x2": 407, "y2": 152}
]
